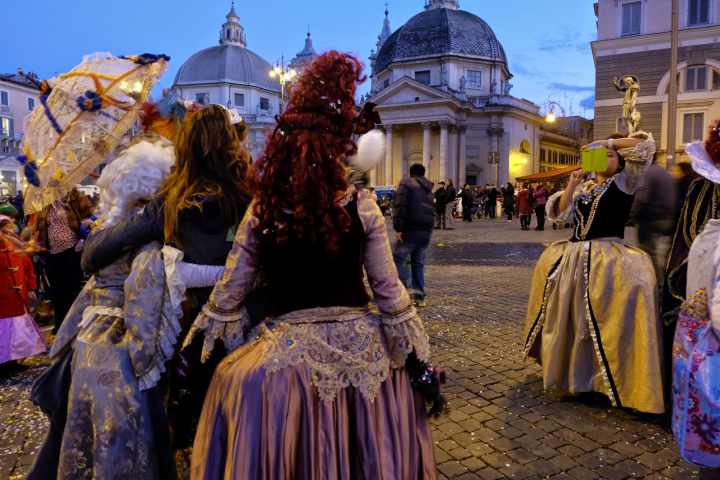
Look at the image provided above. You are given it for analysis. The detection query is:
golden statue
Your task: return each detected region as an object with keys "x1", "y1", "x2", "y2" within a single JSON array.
[{"x1": 613, "y1": 75, "x2": 641, "y2": 135}]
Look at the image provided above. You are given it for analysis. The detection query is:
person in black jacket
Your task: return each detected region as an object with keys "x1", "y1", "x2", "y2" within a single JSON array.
[
  {"x1": 393, "y1": 163, "x2": 434, "y2": 307},
  {"x1": 434, "y1": 181, "x2": 448, "y2": 229}
]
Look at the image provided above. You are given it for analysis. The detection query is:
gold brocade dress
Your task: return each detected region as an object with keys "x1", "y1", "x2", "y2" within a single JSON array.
[{"x1": 524, "y1": 172, "x2": 665, "y2": 414}]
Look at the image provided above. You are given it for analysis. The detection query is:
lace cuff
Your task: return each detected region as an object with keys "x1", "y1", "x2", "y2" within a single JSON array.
[
  {"x1": 183, "y1": 302, "x2": 249, "y2": 363},
  {"x1": 546, "y1": 191, "x2": 572, "y2": 223},
  {"x1": 381, "y1": 306, "x2": 431, "y2": 368}
]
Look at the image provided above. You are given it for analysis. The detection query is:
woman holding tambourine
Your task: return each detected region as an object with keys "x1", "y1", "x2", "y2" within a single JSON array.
[{"x1": 523, "y1": 132, "x2": 665, "y2": 414}]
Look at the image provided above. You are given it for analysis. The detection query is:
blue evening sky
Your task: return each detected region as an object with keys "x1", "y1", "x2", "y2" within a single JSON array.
[{"x1": 2, "y1": 0, "x2": 597, "y2": 117}]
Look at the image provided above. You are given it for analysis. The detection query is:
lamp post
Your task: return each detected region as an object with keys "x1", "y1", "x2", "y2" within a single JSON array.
[
  {"x1": 544, "y1": 101, "x2": 566, "y2": 124},
  {"x1": 269, "y1": 56, "x2": 297, "y2": 111}
]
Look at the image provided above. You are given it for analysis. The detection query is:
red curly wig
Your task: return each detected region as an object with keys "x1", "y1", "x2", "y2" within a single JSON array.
[
  {"x1": 253, "y1": 51, "x2": 366, "y2": 254},
  {"x1": 706, "y1": 119, "x2": 720, "y2": 165}
]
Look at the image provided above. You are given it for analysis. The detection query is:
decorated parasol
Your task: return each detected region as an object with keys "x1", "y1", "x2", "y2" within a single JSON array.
[{"x1": 20, "y1": 52, "x2": 169, "y2": 214}]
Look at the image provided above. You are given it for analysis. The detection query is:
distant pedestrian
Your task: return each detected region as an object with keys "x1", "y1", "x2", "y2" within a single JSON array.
[
  {"x1": 461, "y1": 184, "x2": 474, "y2": 222},
  {"x1": 486, "y1": 185, "x2": 499, "y2": 219},
  {"x1": 393, "y1": 163, "x2": 435, "y2": 307},
  {"x1": 434, "y1": 181, "x2": 448, "y2": 229},
  {"x1": 445, "y1": 180, "x2": 457, "y2": 226},
  {"x1": 502, "y1": 183, "x2": 515, "y2": 221},
  {"x1": 517, "y1": 184, "x2": 533, "y2": 230},
  {"x1": 534, "y1": 184, "x2": 549, "y2": 231}
]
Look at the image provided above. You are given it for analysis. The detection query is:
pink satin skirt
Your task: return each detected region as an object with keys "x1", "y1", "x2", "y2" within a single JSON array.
[{"x1": 0, "y1": 312, "x2": 46, "y2": 364}]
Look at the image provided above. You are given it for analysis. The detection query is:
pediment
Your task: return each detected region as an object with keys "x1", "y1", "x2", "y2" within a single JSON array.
[{"x1": 371, "y1": 77, "x2": 454, "y2": 107}]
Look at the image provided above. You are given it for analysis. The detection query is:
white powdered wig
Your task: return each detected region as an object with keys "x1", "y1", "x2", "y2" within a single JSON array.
[
  {"x1": 348, "y1": 129, "x2": 386, "y2": 173},
  {"x1": 96, "y1": 138, "x2": 175, "y2": 228}
]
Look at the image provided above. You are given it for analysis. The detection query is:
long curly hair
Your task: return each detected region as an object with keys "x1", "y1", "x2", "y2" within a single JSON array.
[
  {"x1": 253, "y1": 51, "x2": 366, "y2": 254},
  {"x1": 157, "y1": 104, "x2": 252, "y2": 243},
  {"x1": 706, "y1": 119, "x2": 720, "y2": 165}
]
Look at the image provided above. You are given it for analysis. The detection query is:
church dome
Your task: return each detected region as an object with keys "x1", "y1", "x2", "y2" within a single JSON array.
[
  {"x1": 173, "y1": 4, "x2": 280, "y2": 93},
  {"x1": 375, "y1": 7, "x2": 507, "y2": 74},
  {"x1": 174, "y1": 45, "x2": 280, "y2": 92}
]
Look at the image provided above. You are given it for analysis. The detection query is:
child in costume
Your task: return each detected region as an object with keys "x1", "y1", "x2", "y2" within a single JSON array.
[
  {"x1": 0, "y1": 216, "x2": 45, "y2": 373},
  {"x1": 524, "y1": 132, "x2": 665, "y2": 414},
  {"x1": 29, "y1": 135, "x2": 226, "y2": 480}
]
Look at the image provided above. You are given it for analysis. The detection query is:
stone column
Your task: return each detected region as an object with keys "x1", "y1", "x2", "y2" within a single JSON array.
[
  {"x1": 439, "y1": 122, "x2": 449, "y2": 182},
  {"x1": 397, "y1": 127, "x2": 405, "y2": 180},
  {"x1": 458, "y1": 125, "x2": 467, "y2": 186},
  {"x1": 422, "y1": 122, "x2": 432, "y2": 171},
  {"x1": 384, "y1": 125, "x2": 393, "y2": 186}
]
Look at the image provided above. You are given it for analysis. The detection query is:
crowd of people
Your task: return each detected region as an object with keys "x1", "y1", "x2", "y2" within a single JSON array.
[
  {"x1": 0, "y1": 51, "x2": 447, "y2": 480},
  {"x1": 3, "y1": 47, "x2": 720, "y2": 478}
]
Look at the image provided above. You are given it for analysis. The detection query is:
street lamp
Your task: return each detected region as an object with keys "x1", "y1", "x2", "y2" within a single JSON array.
[
  {"x1": 544, "y1": 101, "x2": 566, "y2": 124},
  {"x1": 269, "y1": 56, "x2": 297, "y2": 109}
]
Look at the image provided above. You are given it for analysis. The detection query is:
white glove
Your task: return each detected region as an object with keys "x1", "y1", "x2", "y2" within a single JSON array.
[{"x1": 176, "y1": 262, "x2": 225, "y2": 289}]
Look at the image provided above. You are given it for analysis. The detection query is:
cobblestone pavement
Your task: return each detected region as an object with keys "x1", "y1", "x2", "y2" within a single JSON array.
[{"x1": 0, "y1": 217, "x2": 700, "y2": 479}]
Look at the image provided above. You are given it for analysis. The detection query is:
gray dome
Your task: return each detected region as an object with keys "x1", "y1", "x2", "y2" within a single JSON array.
[
  {"x1": 375, "y1": 8, "x2": 507, "y2": 74},
  {"x1": 174, "y1": 44, "x2": 280, "y2": 92}
]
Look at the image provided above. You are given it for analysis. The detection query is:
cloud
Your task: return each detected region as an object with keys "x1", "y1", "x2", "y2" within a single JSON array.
[
  {"x1": 548, "y1": 82, "x2": 595, "y2": 92},
  {"x1": 580, "y1": 94, "x2": 595, "y2": 111},
  {"x1": 538, "y1": 31, "x2": 593, "y2": 53}
]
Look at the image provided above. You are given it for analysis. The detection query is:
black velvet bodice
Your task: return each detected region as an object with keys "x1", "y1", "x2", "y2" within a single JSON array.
[
  {"x1": 571, "y1": 178, "x2": 635, "y2": 242},
  {"x1": 258, "y1": 199, "x2": 371, "y2": 317}
]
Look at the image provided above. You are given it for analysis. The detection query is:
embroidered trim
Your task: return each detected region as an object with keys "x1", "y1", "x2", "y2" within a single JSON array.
[
  {"x1": 524, "y1": 253, "x2": 564, "y2": 357},
  {"x1": 582, "y1": 242, "x2": 622, "y2": 407},
  {"x1": 184, "y1": 304, "x2": 249, "y2": 362},
  {"x1": 262, "y1": 309, "x2": 393, "y2": 402}
]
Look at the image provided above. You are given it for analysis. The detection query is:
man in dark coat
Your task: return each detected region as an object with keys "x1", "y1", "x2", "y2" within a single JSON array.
[
  {"x1": 393, "y1": 163, "x2": 434, "y2": 307},
  {"x1": 434, "y1": 182, "x2": 448, "y2": 230}
]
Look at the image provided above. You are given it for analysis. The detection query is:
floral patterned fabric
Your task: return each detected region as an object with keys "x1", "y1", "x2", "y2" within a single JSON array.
[{"x1": 673, "y1": 219, "x2": 720, "y2": 467}]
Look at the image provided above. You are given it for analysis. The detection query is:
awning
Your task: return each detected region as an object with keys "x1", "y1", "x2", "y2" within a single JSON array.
[{"x1": 516, "y1": 165, "x2": 581, "y2": 183}]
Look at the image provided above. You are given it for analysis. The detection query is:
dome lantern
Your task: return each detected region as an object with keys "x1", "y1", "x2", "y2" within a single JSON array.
[
  {"x1": 425, "y1": 0, "x2": 459, "y2": 10},
  {"x1": 220, "y1": 2, "x2": 247, "y2": 48}
]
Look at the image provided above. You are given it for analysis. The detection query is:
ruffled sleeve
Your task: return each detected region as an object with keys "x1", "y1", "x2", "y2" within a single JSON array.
[
  {"x1": 357, "y1": 190, "x2": 431, "y2": 367},
  {"x1": 616, "y1": 133, "x2": 657, "y2": 194},
  {"x1": 545, "y1": 191, "x2": 573, "y2": 224},
  {"x1": 183, "y1": 208, "x2": 259, "y2": 362}
]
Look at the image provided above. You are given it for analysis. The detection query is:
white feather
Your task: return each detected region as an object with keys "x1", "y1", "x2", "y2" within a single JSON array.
[{"x1": 348, "y1": 129, "x2": 385, "y2": 173}]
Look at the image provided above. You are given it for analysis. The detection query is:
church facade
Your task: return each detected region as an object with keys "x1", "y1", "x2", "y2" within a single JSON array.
[
  {"x1": 368, "y1": 0, "x2": 543, "y2": 187},
  {"x1": 172, "y1": 5, "x2": 282, "y2": 159}
]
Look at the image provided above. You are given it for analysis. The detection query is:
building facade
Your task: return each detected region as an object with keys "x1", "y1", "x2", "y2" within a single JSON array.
[
  {"x1": 172, "y1": 4, "x2": 281, "y2": 159},
  {"x1": 0, "y1": 70, "x2": 40, "y2": 196},
  {"x1": 368, "y1": 0, "x2": 543, "y2": 187},
  {"x1": 539, "y1": 116, "x2": 594, "y2": 172},
  {"x1": 593, "y1": 0, "x2": 720, "y2": 164}
]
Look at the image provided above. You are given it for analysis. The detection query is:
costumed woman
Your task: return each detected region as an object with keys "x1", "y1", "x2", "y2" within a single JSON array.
[
  {"x1": 672, "y1": 121, "x2": 720, "y2": 472},
  {"x1": 0, "y1": 215, "x2": 45, "y2": 375},
  {"x1": 187, "y1": 51, "x2": 440, "y2": 479},
  {"x1": 524, "y1": 132, "x2": 665, "y2": 414},
  {"x1": 663, "y1": 133, "x2": 720, "y2": 407},
  {"x1": 80, "y1": 102, "x2": 254, "y2": 452},
  {"x1": 28, "y1": 131, "x2": 228, "y2": 479}
]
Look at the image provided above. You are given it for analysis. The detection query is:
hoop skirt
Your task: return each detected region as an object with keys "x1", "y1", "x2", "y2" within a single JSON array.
[{"x1": 523, "y1": 168, "x2": 664, "y2": 414}]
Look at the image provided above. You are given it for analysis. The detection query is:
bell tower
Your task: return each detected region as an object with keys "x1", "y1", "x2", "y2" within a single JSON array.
[{"x1": 219, "y1": 2, "x2": 247, "y2": 47}]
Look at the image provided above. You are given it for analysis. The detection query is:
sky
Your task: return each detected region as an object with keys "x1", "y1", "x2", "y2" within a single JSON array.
[{"x1": 1, "y1": 0, "x2": 598, "y2": 117}]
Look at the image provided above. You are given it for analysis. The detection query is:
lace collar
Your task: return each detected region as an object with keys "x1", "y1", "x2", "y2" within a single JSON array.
[{"x1": 687, "y1": 142, "x2": 720, "y2": 185}]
